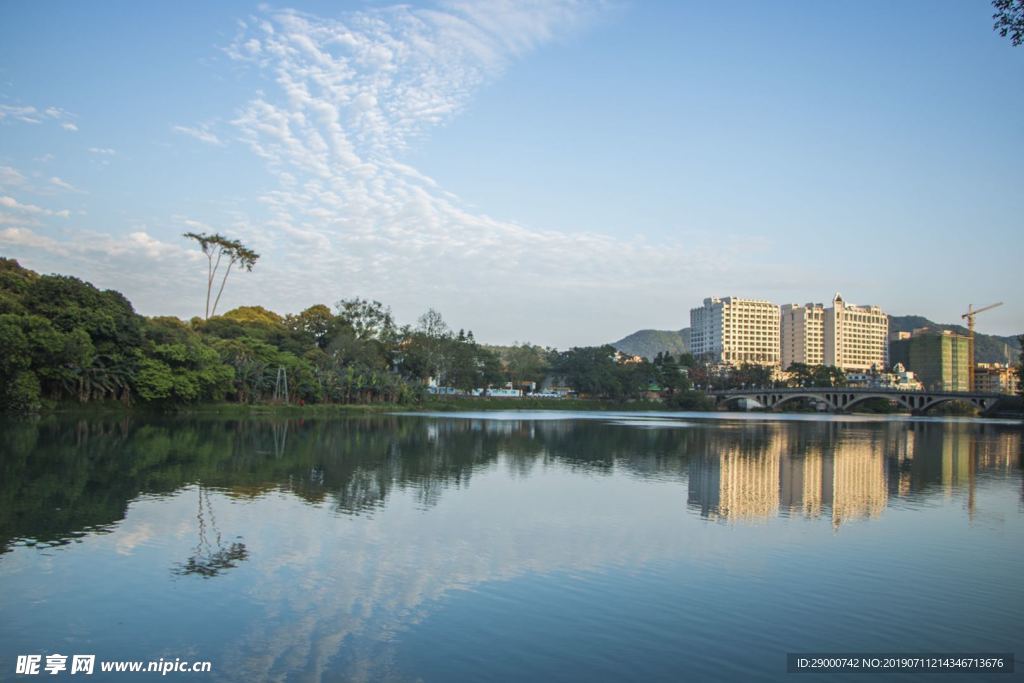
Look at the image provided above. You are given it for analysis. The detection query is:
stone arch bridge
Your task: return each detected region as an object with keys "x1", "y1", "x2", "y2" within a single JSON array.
[{"x1": 708, "y1": 387, "x2": 1005, "y2": 415}]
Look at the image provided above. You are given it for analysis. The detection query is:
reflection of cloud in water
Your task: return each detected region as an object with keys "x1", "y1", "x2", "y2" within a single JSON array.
[
  {"x1": 4, "y1": 414, "x2": 1020, "y2": 682},
  {"x1": 200, "y1": 464, "x2": 693, "y2": 682},
  {"x1": 114, "y1": 522, "x2": 154, "y2": 556}
]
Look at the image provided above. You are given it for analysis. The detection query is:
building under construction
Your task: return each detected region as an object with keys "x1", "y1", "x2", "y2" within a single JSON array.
[{"x1": 889, "y1": 329, "x2": 970, "y2": 392}]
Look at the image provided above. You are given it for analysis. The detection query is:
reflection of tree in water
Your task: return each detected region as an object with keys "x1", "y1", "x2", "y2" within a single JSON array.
[
  {"x1": 172, "y1": 485, "x2": 248, "y2": 579},
  {"x1": 3, "y1": 415, "x2": 1021, "y2": 553}
]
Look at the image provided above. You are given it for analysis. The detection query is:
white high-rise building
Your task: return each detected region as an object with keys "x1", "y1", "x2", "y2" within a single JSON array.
[
  {"x1": 690, "y1": 297, "x2": 780, "y2": 367},
  {"x1": 824, "y1": 293, "x2": 888, "y2": 372},
  {"x1": 781, "y1": 294, "x2": 888, "y2": 371},
  {"x1": 780, "y1": 303, "x2": 825, "y2": 369}
]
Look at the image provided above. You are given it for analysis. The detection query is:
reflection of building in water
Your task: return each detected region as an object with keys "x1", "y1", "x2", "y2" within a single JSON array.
[
  {"x1": 689, "y1": 426, "x2": 888, "y2": 527},
  {"x1": 688, "y1": 428, "x2": 790, "y2": 522},
  {"x1": 975, "y1": 429, "x2": 1021, "y2": 473},
  {"x1": 779, "y1": 450, "x2": 823, "y2": 519},
  {"x1": 718, "y1": 449, "x2": 781, "y2": 521},
  {"x1": 830, "y1": 445, "x2": 887, "y2": 528},
  {"x1": 890, "y1": 424, "x2": 1021, "y2": 501},
  {"x1": 941, "y1": 427, "x2": 973, "y2": 497}
]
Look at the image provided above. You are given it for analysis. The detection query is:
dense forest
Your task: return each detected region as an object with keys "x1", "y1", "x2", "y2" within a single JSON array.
[{"x1": 0, "y1": 258, "x2": 708, "y2": 412}]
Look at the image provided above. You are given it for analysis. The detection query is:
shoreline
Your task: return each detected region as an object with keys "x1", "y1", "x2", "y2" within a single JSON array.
[{"x1": 10, "y1": 396, "x2": 1021, "y2": 421}]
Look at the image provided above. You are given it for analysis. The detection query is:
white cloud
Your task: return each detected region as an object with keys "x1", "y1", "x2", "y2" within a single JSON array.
[
  {"x1": 172, "y1": 124, "x2": 225, "y2": 146},
  {"x1": 0, "y1": 165, "x2": 28, "y2": 189},
  {"x1": 0, "y1": 225, "x2": 192, "y2": 261},
  {"x1": 182, "y1": 218, "x2": 214, "y2": 231},
  {"x1": 0, "y1": 195, "x2": 70, "y2": 218},
  {"x1": 88, "y1": 147, "x2": 116, "y2": 155},
  {"x1": 213, "y1": 3, "x2": 769, "y2": 345},
  {"x1": 0, "y1": 103, "x2": 77, "y2": 128},
  {"x1": 0, "y1": 227, "x2": 69, "y2": 254},
  {"x1": 0, "y1": 104, "x2": 40, "y2": 123},
  {"x1": 49, "y1": 176, "x2": 85, "y2": 193}
]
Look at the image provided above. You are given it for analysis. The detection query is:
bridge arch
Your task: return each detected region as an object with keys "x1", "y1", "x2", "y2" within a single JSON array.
[
  {"x1": 718, "y1": 394, "x2": 767, "y2": 409},
  {"x1": 913, "y1": 395, "x2": 991, "y2": 415},
  {"x1": 772, "y1": 393, "x2": 831, "y2": 410},
  {"x1": 842, "y1": 393, "x2": 910, "y2": 412}
]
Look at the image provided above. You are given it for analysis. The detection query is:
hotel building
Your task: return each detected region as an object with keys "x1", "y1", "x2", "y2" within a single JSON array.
[
  {"x1": 780, "y1": 294, "x2": 888, "y2": 371},
  {"x1": 824, "y1": 294, "x2": 889, "y2": 371},
  {"x1": 690, "y1": 297, "x2": 781, "y2": 367},
  {"x1": 780, "y1": 302, "x2": 825, "y2": 369}
]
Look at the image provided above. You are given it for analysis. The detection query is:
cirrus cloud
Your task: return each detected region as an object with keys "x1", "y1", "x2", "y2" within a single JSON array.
[{"x1": 216, "y1": 2, "x2": 769, "y2": 345}]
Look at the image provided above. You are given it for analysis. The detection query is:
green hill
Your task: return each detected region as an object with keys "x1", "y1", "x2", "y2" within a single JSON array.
[{"x1": 611, "y1": 328, "x2": 689, "y2": 359}]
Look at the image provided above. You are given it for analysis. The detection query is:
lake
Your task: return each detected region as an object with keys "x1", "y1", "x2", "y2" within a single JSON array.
[{"x1": 1, "y1": 411, "x2": 1021, "y2": 681}]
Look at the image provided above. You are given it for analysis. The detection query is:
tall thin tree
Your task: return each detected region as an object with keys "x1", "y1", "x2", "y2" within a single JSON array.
[{"x1": 183, "y1": 232, "x2": 260, "y2": 319}]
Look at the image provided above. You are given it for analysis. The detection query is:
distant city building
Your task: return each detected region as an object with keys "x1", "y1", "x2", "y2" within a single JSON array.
[
  {"x1": 614, "y1": 350, "x2": 646, "y2": 365},
  {"x1": 823, "y1": 293, "x2": 888, "y2": 372},
  {"x1": 780, "y1": 302, "x2": 825, "y2": 368},
  {"x1": 974, "y1": 363, "x2": 1020, "y2": 395},
  {"x1": 780, "y1": 294, "x2": 887, "y2": 372},
  {"x1": 890, "y1": 330, "x2": 970, "y2": 392},
  {"x1": 888, "y1": 363, "x2": 924, "y2": 391},
  {"x1": 846, "y1": 363, "x2": 923, "y2": 391},
  {"x1": 690, "y1": 297, "x2": 780, "y2": 367}
]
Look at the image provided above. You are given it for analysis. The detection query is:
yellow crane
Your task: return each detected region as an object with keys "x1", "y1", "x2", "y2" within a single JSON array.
[{"x1": 961, "y1": 302, "x2": 1003, "y2": 391}]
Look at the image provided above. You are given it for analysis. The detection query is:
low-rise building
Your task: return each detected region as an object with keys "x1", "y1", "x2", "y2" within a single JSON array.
[
  {"x1": 974, "y1": 363, "x2": 1020, "y2": 395},
  {"x1": 845, "y1": 363, "x2": 922, "y2": 391}
]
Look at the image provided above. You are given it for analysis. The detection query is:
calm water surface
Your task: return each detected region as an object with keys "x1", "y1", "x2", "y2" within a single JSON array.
[{"x1": 1, "y1": 411, "x2": 1022, "y2": 682}]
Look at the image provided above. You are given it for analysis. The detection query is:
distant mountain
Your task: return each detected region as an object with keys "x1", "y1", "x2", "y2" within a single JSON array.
[
  {"x1": 889, "y1": 315, "x2": 1021, "y2": 364},
  {"x1": 611, "y1": 328, "x2": 689, "y2": 359},
  {"x1": 611, "y1": 316, "x2": 1021, "y2": 365}
]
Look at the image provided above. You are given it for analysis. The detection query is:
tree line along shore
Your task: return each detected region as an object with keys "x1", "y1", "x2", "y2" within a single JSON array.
[{"x1": 0, "y1": 258, "x2": 716, "y2": 413}]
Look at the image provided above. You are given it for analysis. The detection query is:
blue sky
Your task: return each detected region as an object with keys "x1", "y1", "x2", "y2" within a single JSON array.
[{"x1": 1, "y1": 0, "x2": 1021, "y2": 347}]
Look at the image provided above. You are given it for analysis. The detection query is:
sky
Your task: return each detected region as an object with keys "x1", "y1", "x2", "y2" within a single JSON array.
[{"x1": 0, "y1": 0, "x2": 1021, "y2": 348}]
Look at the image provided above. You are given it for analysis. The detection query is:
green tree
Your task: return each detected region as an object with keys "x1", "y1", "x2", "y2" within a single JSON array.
[
  {"x1": 551, "y1": 346, "x2": 621, "y2": 398},
  {"x1": 403, "y1": 309, "x2": 451, "y2": 385},
  {"x1": 336, "y1": 298, "x2": 396, "y2": 343},
  {"x1": 0, "y1": 257, "x2": 38, "y2": 314},
  {"x1": 183, "y1": 232, "x2": 260, "y2": 319},
  {"x1": 653, "y1": 352, "x2": 691, "y2": 398},
  {"x1": 285, "y1": 304, "x2": 336, "y2": 349},
  {"x1": 22, "y1": 274, "x2": 143, "y2": 355},
  {"x1": 503, "y1": 343, "x2": 551, "y2": 387},
  {"x1": 0, "y1": 313, "x2": 96, "y2": 408},
  {"x1": 993, "y1": 0, "x2": 1024, "y2": 46},
  {"x1": 136, "y1": 317, "x2": 234, "y2": 403},
  {"x1": 786, "y1": 363, "x2": 846, "y2": 388}
]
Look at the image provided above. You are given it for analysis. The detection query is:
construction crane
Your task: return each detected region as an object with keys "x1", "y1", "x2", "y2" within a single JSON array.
[{"x1": 961, "y1": 302, "x2": 1003, "y2": 391}]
